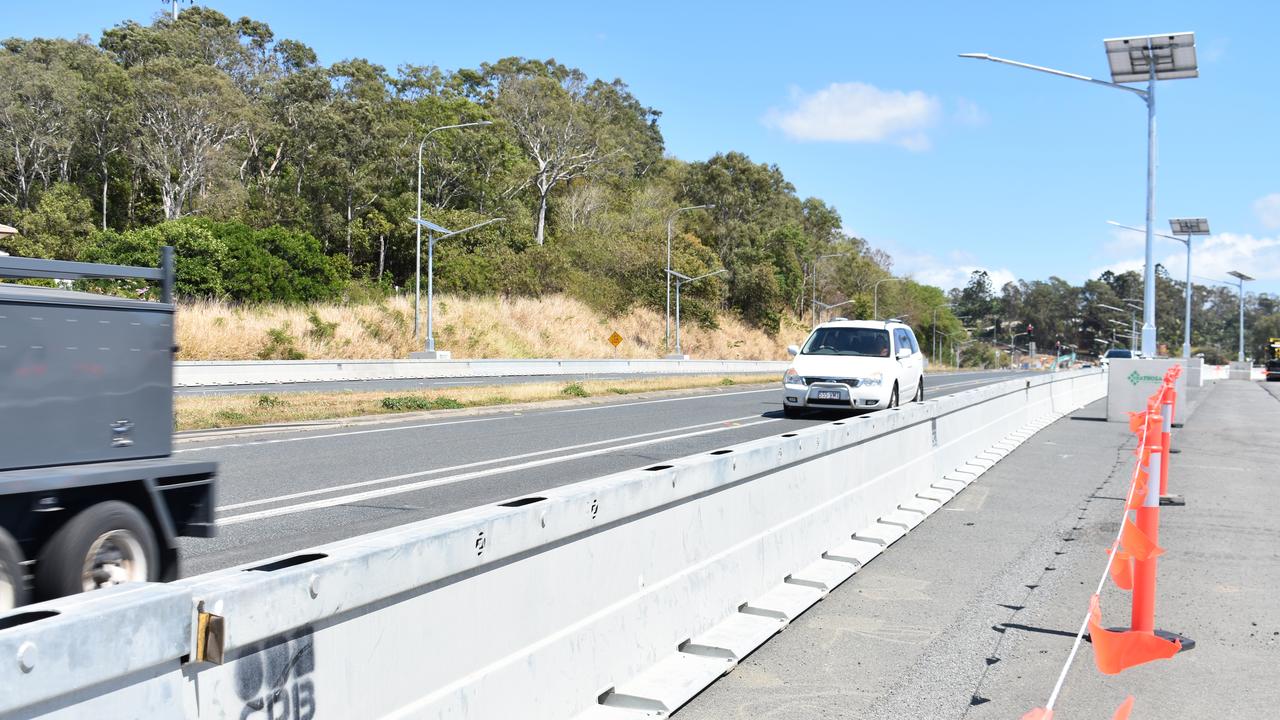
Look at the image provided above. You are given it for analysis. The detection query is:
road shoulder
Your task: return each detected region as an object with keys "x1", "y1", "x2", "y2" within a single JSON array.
[{"x1": 675, "y1": 380, "x2": 1280, "y2": 718}]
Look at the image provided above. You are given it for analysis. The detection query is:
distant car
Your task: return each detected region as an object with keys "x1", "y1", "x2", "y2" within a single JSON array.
[
  {"x1": 782, "y1": 319, "x2": 925, "y2": 417},
  {"x1": 1100, "y1": 348, "x2": 1134, "y2": 368},
  {"x1": 1266, "y1": 359, "x2": 1280, "y2": 382}
]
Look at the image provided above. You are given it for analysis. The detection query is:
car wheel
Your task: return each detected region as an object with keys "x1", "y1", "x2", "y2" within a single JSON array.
[
  {"x1": 0, "y1": 527, "x2": 27, "y2": 611},
  {"x1": 915, "y1": 377, "x2": 925, "y2": 402},
  {"x1": 889, "y1": 383, "x2": 899, "y2": 408},
  {"x1": 35, "y1": 501, "x2": 160, "y2": 601}
]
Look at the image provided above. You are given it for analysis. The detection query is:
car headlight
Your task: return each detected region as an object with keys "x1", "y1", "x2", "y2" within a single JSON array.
[
  {"x1": 860, "y1": 373, "x2": 884, "y2": 386},
  {"x1": 783, "y1": 368, "x2": 804, "y2": 386}
]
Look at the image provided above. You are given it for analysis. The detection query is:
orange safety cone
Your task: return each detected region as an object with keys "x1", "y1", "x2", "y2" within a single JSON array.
[
  {"x1": 1088, "y1": 595, "x2": 1180, "y2": 674},
  {"x1": 1130, "y1": 409, "x2": 1163, "y2": 633},
  {"x1": 1159, "y1": 386, "x2": 1185, "y2": 506},
  {"x1": 1021, "y1": 708, "x2": 1053, "y2": 720}
]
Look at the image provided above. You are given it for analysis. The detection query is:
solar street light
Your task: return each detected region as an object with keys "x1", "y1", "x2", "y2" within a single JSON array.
[
  {"x1": 1227, "y1": 270, "x2": 1254, "y2": 362},
  {"x1": 666, "y1": 268, "x2": 727, "y2": 358},
  {"x1": 411, "y1": 216, "x2": 505, "y2": 358},
  {"x1": 962, "y1": 33, "x2": 1198, "y2": 358}
]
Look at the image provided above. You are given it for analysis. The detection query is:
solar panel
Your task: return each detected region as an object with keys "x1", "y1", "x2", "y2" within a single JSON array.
[
  {"x1": 1104, "y1": 33, "x2": 1197, "y2": 84},
  {"x1": 1168, "y1": 218, "x2": 1210, "y2": 235},
  {"x1": 411, "y1": 217, "x2": 454, "y2": 234}
]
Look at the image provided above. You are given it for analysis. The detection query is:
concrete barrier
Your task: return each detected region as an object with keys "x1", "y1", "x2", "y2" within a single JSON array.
[
  {"x1": 0, "y1": 370, "x2": 1106, "y2": 720},
  {"x1": 174, "y1": 358, "x2": 789, "y2": 387}
]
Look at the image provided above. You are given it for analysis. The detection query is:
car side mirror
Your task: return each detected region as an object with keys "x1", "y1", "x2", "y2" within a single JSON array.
[
  {"x1": 786, "y1": 344, "x2": 800, "y2": 357},
  {"x1": 896, "y1": 348, "x2": 912, "y2": 360}
]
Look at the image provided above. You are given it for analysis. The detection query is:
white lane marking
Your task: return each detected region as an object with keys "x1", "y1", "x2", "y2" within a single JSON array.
[
  {"x1": 176, "y1": 387, "x2": 779, "y2": 453},
  {"x1": 175, "y1": 415, "x2": 510, "y2": 454},
  {"x1": 216, "y1": 414, "x2": 766, "y2": 512},
  {"x1": 217, "y1": 417, "x2": 779, "y2": 525},
  {"x1": 553, "y1": 387, "x2": 778, "y2": 414}
]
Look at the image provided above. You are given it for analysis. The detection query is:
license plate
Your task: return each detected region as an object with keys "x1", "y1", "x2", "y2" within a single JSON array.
[{"x1": 815, "y1": 390, "x2": 841, "y2": 400}]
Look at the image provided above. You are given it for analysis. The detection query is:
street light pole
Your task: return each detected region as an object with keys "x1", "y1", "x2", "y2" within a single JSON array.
[
  {"x1": 415, "y1": 121, "x2": 492, "y2": 339},
  {"x1": 932, "y1": 303, "x2": 954, "y2": 361},
  {"x1": 961, "y1": 33, "x2": 1199, "y2": 359},
  {"x1": 666, "y1": 268, "x2": 727, "y2": 358},
  {"x1": 809, "y1": 253, "x2": 849, "y2": 326},
  {"x1": 410, "y1": 216, "x2": 505, "y2": 358},
  {"x1": 665, "y1": 205, "x2": 714, "y2": 348},
  {"x1": 872, "y1": 277, "x2": 900, "y2": 320},
  {"x1": 1227, "y1": 271, "x2": 1254, "y2": 363}
]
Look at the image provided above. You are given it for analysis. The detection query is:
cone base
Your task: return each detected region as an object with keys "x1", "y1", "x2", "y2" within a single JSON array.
[
  {"x1": 1159, "y1": 494, "x2": 1185, "y2": 507},
  {"x1": 1102, "y1": 627, "x2": 1196, "y2": 652}
]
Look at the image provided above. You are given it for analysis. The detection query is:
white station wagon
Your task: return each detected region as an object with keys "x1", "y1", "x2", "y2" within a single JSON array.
[{"x1": 782, "y1": 319, "x2": 926, "y2": 417}]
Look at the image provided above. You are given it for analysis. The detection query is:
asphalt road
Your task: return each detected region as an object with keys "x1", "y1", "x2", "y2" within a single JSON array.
[
  {"x1": 174, "y1": 371, "x2": 775, "y2": 396},
  {"x1": 176, "y1": 370, "x2": 1027, "y2": 576}
]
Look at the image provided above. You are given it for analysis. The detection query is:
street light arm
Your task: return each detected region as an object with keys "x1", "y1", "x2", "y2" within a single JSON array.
[
  {"x1": 685, "y1": 268, "x2": 727, "y2": 284},
  {"x1": 1106, "y1": 220, "x2": 1186, "y2": 244},
  {"x1": 958, "y1": 53, "x2": 1148, "y2": 98},
  {"x1": 434, "y1": 217, "x2": 505, "y2": 241}
]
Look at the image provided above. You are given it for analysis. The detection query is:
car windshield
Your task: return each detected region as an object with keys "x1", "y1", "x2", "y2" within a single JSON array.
[
  {"x1": 1104, "y1": 349, "x2": 1132, "y2": 359},
  {"x1": 801, "y1": 327, "x2": 891, "y2": 357}
]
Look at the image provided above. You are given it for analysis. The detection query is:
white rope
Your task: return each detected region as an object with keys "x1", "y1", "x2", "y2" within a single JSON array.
[{"x1": 1043, "y1": 382, "x2": 1169, "y2": 710}]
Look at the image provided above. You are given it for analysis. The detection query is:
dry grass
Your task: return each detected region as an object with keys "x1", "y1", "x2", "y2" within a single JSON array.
[
  {"x1": 175, "y1": 295, "x2": 808, "y2": 361},
  {"x1": 176, "y1": 374, "x2": 779, "y2": 431}
]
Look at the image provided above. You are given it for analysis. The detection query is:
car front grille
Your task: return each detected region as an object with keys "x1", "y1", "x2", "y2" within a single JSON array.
[{"x1": 804, "y1": 377, "x2": 861, "y2": 388}]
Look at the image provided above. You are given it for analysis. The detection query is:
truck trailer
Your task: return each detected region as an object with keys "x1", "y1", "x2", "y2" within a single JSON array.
[{"x1": 0, "y1": 248, "x2": 216, "y2": 610}]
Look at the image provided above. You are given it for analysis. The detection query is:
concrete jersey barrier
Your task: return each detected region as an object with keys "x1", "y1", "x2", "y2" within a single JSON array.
[
  {"x1": 0, "y1": 370, "x2": 1107, "y2": 719},
  {"x1": 174, "y1": 358, "x2": 790, "y2": 387}
]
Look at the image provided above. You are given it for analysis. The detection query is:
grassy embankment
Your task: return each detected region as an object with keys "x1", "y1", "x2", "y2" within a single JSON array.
[
  {"x1": 175, "y1": 294, "x2": 808, "y2": 361},
  {"x1": 172, "y1": 294, "x2": 800, "y2": 430}
]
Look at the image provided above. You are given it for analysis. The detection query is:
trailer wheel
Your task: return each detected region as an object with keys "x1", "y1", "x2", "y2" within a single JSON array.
[
  {"x1": 35, "y1": 501, "x2": 160, "y2": 600},
  {"x1": 0, "y1": 528, "x2": 27, "y2": 611}
]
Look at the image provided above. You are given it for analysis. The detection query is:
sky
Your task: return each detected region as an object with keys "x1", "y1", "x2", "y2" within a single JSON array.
[{"x1": 4, "y1": 0, "x2": 1279, "y2": 295}]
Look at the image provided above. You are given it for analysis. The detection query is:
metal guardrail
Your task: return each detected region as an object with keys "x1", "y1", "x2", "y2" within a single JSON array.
[
  {"x1": 174, "y1": 358, "x2": 789, "y2": 387},
  {"x1": 0, "y1": 369, "x2": 1106, "y2": 719}
]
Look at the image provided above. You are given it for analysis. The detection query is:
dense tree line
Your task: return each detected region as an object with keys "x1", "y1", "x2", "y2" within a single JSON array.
[
  {"x1": 949, "y1": 268, "x2": 1280, "y2": 364},
  {"x1": 0, "y1": 6, "x2": 954, "y2": 339},
  {"x1": 3, "y1": 7, "x2": 1274, "y2": 363}
]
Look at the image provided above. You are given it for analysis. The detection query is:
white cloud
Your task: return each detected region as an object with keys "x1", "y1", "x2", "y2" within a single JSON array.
[
  {"x1": 764, "y1": 82, "x2": 940, "y2": 150},
  {"x1": 1253, "y1": 193, "x2": 1280, "y2": 229},
  {"x1": 892, "y1": 247, "x2": 1017, "y2": 291},
  {"x1": 1090, "y1": 232, "x2": 1280, "y2": 283}
]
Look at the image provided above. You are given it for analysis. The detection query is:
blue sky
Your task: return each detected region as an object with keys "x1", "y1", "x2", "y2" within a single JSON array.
[{"x1": 5, "y1": 0, "x2": 1279, "y2": 294}]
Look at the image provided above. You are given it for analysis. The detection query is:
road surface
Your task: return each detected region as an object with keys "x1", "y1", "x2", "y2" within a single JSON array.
[{"x1": 177, "y1": 370, "x2": 1026, "y2": 575}]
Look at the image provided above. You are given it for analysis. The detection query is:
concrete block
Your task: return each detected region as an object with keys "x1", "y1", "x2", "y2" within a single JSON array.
[
  {"x1": 603, "y1": 652, "x2": 732, "y2": 714},
  {"x1": 688, "y1": 612, "x2": 784, "y2": 660}
]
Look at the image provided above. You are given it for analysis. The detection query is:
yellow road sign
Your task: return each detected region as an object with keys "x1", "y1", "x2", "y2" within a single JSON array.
[{"x1": 608, "y1": 331, "x2": 623, "y2": 348}]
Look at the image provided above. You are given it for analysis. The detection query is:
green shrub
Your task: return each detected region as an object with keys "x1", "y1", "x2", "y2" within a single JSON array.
[
  {"x1": 561, "y1": 382, "x2": 589, "y2": 398},
  {"x1": 381, "y1": 395, "x2": 434, "y2": 411},
  {"x1": 256, "y1": 394, "x2": 284, "y2": 408},
  {"x1": 258, "y1": 324, "x2": 305, "y2": 360},
  {"x1": 719, "y1": 377, "x2": 736, "y2": 386},
  {"x1": 306, "y1": 310, "x2": 338, "y2": 342},
  {"x1": 380, "y1": 395, "x2": 464, "y2": 411}
]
